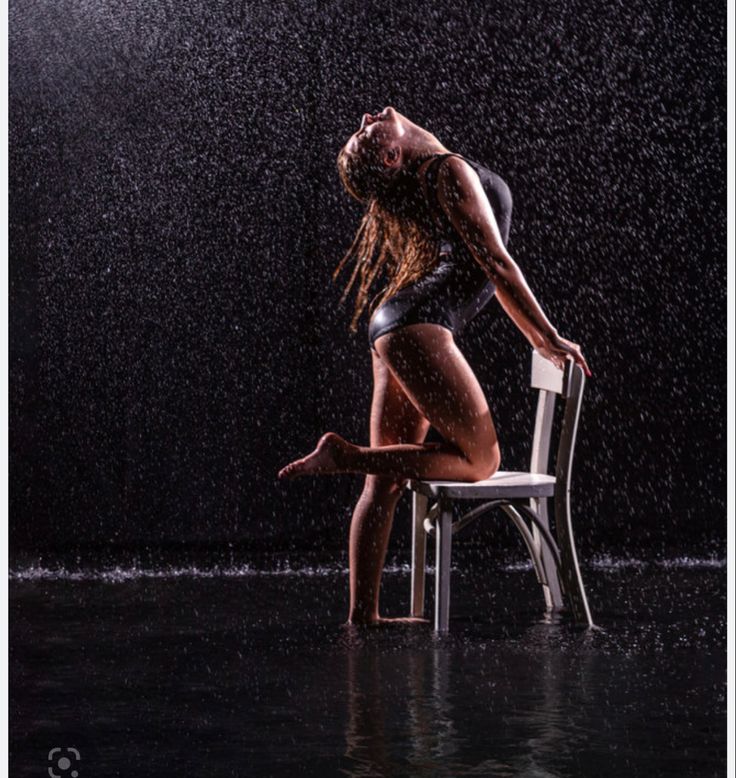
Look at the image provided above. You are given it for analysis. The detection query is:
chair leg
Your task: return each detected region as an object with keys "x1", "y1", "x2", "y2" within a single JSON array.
[
  {"x1": 533, "y1": 497, "x2": 565, "y2": 612},
  {"x1": 410, "y1": 491, "x2": 429, "y2": 618},
  {"x1": 500, "y1": 504, "x2": 548, "y2": 587},
  {"x1": 554, "y1": 490, "x2": 594, "y2": 627},
  {"x1": 434, "y1": 500, "x2": 453, "y2": 632}
]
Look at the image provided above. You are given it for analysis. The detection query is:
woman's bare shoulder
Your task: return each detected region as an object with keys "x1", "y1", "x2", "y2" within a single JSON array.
[
  {"x1": 435, "y1": 154, "x2": 480, "y2": 185},
  {"x1": 415, "y1": 153, "x2": 476, "y2": 198}
]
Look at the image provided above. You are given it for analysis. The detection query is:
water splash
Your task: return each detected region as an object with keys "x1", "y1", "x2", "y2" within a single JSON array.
[{"x1": 9, "y1": 554, "x2": 724, "y2": 582}]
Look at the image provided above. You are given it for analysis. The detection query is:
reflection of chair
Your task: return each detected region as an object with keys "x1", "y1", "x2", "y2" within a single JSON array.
[{"x1": 408, "y1": 351, "x2": 594, "y2": 632}]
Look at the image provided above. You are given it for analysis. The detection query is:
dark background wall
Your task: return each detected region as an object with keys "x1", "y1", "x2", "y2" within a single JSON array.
[{"x1": 9, "y1": 0, "x2": 726, "y2": 558}]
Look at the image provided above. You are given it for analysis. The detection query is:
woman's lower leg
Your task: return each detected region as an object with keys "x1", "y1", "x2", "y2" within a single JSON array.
[
  {"x1": 340, "y1": 436, "x2": 497, "y2": 482},
  {"x1": 277, "y1": 430, "x2": 499, "y2": 483},
  {"x1": 348, "y1": 475, "x2": 404, "y2": 623}
]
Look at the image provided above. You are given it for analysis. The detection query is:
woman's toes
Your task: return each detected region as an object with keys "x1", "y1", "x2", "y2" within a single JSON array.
[
  {"x1": 277, "y1": 462, "x2": 296, "y2": 479},
  {"x1": 278, "y1": 431, "x2": 354, "y2": 482}
]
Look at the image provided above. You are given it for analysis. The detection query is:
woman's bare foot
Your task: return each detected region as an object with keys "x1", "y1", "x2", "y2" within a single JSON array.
[
  {"x1": 278, "y1": 432, "x2": 352, "y2": 479},
  {"x1": 345, "y1": 616, "x2": 430, "y2": 627}
]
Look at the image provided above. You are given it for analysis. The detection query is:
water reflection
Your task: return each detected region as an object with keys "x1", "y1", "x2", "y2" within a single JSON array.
[
  {"x1": 500, "y1": 616, "x2": 595, "y2": 777},
  {"x1": 341, "y1": 617, "x2": 596, "y2": 777},
  {"x1": 342, "y1": 639, "x2": 461, "y2": 777},
  {"x1": 9, "y1": 566, "x2": 725, "y2": 775}
]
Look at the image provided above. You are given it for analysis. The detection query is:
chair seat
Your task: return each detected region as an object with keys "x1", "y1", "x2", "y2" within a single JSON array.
[{"x1": 407, "y1": 470, "x2": 556, "y2": 500}]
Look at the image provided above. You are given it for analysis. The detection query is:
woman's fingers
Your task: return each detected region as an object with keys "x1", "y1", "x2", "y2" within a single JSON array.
[
  {"x1": 552, "y1": 337, "x2": 593, "y2": 378},
  {"x1": 569, "y1": 347, "x2": 592, "y2": 378},
  {"x1": 537, "y1": 337, "x2": 591, "y2": 377},
  {"x1": 580, "y1": 354, "x2": 592, "y2": 377}
]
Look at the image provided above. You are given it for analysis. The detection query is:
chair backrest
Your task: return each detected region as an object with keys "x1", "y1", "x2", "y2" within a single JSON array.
[{"x1": 529, "y1": 351, "x2": 586, "y2": 492}]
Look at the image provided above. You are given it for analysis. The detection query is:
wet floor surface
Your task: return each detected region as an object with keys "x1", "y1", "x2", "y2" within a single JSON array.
[{"x1": 10, "y1": 548, "x2": 727, "y2": 777}]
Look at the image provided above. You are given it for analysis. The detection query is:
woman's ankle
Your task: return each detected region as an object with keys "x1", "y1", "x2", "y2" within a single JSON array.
[{"x1": 347, "y1": 606, "x2": 379, "y2": 624}]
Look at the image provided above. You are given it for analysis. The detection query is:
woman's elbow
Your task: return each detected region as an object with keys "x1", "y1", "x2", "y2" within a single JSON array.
[{"x1": 478, "y1": 253, "x2": 511, "y2": 284}]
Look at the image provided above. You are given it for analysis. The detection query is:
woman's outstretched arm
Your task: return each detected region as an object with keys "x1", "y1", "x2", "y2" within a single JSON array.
[{"x1": 436, "y1": 157, "x2": 591, "y2": 376}]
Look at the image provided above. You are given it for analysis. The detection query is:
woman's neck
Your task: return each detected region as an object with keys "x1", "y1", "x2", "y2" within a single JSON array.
[
  {"x1": 404, "y1": 144, "x2": 450, "y2": 167},
  {"x1": 402, "y1": 126, "x2": 451, "y2": 167}
]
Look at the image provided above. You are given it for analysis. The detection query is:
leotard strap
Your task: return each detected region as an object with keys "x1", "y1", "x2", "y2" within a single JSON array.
[{"x1": 417, "y1": 152, "x2": 473, "y2": 235}]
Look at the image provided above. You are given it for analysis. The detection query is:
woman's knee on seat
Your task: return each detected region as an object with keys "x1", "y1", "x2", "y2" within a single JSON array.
[{"x1": 468, "y1": 441, "x2": 501, "y2": 481}]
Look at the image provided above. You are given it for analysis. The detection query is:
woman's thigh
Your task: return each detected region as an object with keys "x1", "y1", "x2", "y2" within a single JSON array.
[
  {"x1": 366, "y1": 349, "x2": 432, "y2": 495},
  {"x1": 370, "y1": 348, "x2": 431, "y2": 448},
  {"x1": 373, "y1": 323, "x2": 499, "y2": 469}
]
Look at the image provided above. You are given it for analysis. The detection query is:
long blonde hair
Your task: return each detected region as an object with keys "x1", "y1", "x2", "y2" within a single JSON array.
[{"x1": 333, "y1": 144, "x2": 441, "y2": 332}]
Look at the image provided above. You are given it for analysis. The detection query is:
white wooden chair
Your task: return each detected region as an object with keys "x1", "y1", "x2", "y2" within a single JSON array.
[{"x1": 408, "y1": 350, "x2": 594, "y2": 632}]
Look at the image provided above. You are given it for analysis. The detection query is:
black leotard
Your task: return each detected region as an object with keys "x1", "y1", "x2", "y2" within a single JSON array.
[{"x1": 367, "y1": 152, "x2": 512, "y2": 352}]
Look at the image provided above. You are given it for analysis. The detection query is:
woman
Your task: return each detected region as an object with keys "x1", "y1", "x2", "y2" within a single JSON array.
[{"x1": 278, "y1": 106, "x2": 591, "y2": 625}]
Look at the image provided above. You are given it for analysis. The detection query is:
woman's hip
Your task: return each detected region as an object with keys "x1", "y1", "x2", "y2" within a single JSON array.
[{"x1": 368, "y1": 278, "x2": 495, "y2": 352}]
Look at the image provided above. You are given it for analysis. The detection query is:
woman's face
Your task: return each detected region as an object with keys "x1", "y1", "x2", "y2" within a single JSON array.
[{"x1": 345, "y1": 106, "x2": 409, "y2": 161}]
